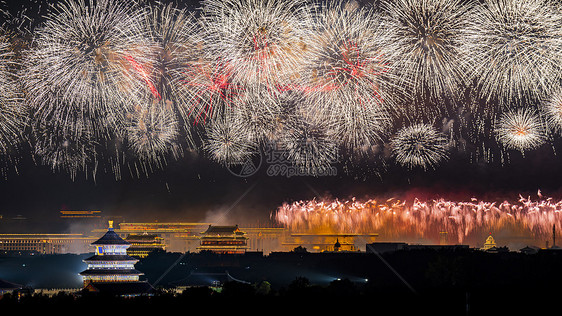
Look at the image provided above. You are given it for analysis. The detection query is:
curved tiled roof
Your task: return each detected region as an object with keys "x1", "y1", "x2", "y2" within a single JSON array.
[{"x1": 91, "y1": 228, "x2": 130, "y2": 246}]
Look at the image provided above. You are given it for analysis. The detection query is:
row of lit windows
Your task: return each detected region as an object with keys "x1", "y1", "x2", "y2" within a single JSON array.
[
  {"x1": 201, "y1": 241, "x2": 247, "y2": 246},
  {"x1": 87, "y1": 263, "x2": 135, "y2": 269},
  {"x1": 83, "y1": 275, "x2": 139, "y2": 283}
]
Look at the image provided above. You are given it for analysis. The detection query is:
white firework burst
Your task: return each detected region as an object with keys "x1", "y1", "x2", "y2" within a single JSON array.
[
  {"x1": 391, "y1": 123, "x2": 450, "y2": 170},
  {"x1": 32, "y1": 117, "x2": 98, "y2": 180},
  {"x1": 463, "y1": 0, "x2": 562, "y2": 108},
  {"x1": 200, "y1": 0, "x2": 314, "y2": 91},
  {"x1": 542, "y1": 89, "x2": 562, "y2": 135},
  {"x1": 230, "y1": 88, "x2": 285, "y2": 145},
  {"x1": 278, "y1": 115, "x2": 338, "y2": 175},
  {"x1": 22, "y1": 0, "x2": 155, "y2": 138},
  {"x1": 125, "y1": 97, "x2": 180, "y2": 165},
  {"x1": 0, "y1": 31, "x2": 27, "y2": 156},
  {"x1": 494, "y1": 108, "x2": 547, "y2": 153},
  {"x1": 300, "y1": 2, "x2": 396, "y2": 152},
  {"x1": 203, "y1": 114, "x2": 258, "y2": 166},
  {"x1": 382, "y1": 0, "x2": 472, "y2": 108}
]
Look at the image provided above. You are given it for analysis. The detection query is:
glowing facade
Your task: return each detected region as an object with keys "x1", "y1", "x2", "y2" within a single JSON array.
[
  {"x1": 79, "y1": 221, "x2": 146, "y2": 287},
  {"x1": 125, "y1": 233, "x2": 165, "y2": 258},
  {"x1": 197, "y1": 225, "x2": 248, "y2": 254}
]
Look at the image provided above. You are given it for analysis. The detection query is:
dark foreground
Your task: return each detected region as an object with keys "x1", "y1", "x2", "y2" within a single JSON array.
[{"x1": 1, "y1": 247, "x2": 562, "y2": 314}]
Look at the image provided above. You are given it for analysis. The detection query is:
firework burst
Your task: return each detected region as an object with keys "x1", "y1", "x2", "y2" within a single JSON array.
[
  {"x1": 125, "y1": 97, "x2": 181, "y2": 165},
  {"x1": 390, "y1": 123, "x2": 450, "y2": 170},
  {"x1": 22, "y1": 0, "x2": 155, "y2": 139},
  {"x1": 203, "y1": 114, "x2": 258, "y2": 166},
  {"x1": 200, "y1": 0, "x2": 314, "y2": 91},
  {"x1": 494, "y1": 108, "x2": 547, "y2": 153},
  {"x1": 382, "y1": 0, "x2": 472, "y2": 111},
  {"x1": 278, "y1": 114, "x2": 339, "y2": 175},
  {"x1": 463, "y1": 0, "x2": 562, "y2": 108},
  {"x1": 0, "y1": 31, "x2": 27, "y2": 157},
  {"x1": 300, "y1": 2, "x2": 396, "y2": 153}
]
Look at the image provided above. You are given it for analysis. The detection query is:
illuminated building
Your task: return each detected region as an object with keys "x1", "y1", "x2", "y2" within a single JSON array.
[
  {"x1": 125, "y1": 233, "x2": 165, "y2": 258},
  {"x1": 80, "y1": 221, "x2": 152, "y2": 295},
  {"x1": 197, "y1": 225, "x2": 248, "y2": 254},
  {"x1": 96, "y1": 222, "x2": 211, "y2": 253},
  {"x1": 482, "y1": 234, "x2": 497, "y2": 251},
  {"x1": 0, "y1": 234, "x2": 94, "y2": 254},
  {"x1": 59, "y1": 210, "x2": 101, "y2": 218},
  {"x1": 97, "y1": 222, "x2": 285, "y2": 254}
]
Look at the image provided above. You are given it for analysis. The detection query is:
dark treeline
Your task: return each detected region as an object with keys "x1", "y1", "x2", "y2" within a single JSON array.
[{"x1": 2, "y1": 248, "x2": 562, "y2": 314}]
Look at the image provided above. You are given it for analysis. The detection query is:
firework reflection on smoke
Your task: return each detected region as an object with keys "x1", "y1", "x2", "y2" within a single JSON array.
[{"x1": 274, "y1": 195, "x2": 562, "y2": 244}]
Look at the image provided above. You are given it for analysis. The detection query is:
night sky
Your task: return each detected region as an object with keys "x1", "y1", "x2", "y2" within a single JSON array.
[{"x1": 2, "y1": 0, "x2": 562, "y2": 234}]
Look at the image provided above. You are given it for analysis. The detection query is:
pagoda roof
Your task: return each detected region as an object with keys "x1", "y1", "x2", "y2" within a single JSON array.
[
  {"x1": 202, "y1": 225, "x2": 245, "y2": 235},
  {"x1": 79, "y1": 269, "x2": 144, "y2": 276},
  {"x1": 83, "y1": 254, "x2": 139, "y2": 262},
  {"x1": 91, "y1": 228, "x2": 130, "y2": 246}
]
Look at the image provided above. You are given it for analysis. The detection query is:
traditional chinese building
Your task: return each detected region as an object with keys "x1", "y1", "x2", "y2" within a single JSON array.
[
  {"x1": 79, "y1": 221, "x2": 152, "y2": 296},
  {"x1": 197, "y1": 225, "x2": 248, "y2": 254},
  {"x1": 125, "y1": 233, "x2": 165, "y2": 258}
]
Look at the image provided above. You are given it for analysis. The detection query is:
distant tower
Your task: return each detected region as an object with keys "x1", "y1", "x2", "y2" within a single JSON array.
[
  {"x1": 79, "y1": 221, "x2": 152, "y2": 295},
  {"x1": 334, "y1": 238, "x2": 341, "y2": 252},
  {"x1": 482, "y1": 234, "x2": 496, "y2": 251}
]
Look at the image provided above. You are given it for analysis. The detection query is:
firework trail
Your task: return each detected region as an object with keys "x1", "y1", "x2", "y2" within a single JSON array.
[
  {"x1": 390, "y1": 123, "x2": 450, "y2": 170},
  {"x1": 274, "y1": 194, "x2": 562, "y2": 244}
]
